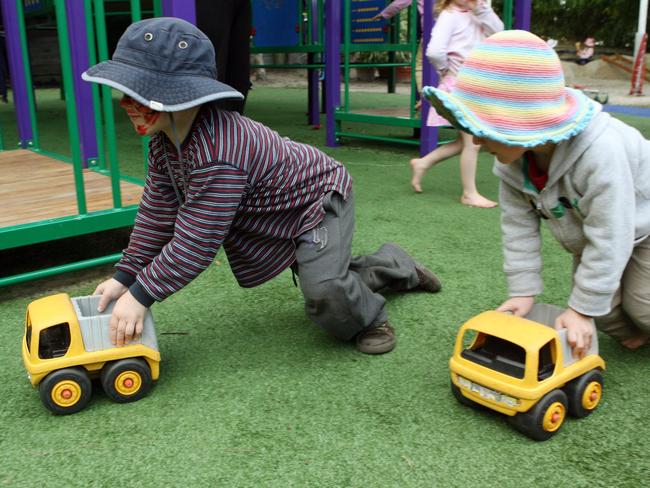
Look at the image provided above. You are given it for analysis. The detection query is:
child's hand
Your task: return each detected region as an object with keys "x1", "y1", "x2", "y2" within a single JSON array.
[
  {"x1": 496, "y1": 296, "x2": 535, "y2": 316},
  {"x1": 94, "y1": 278, "x2": 128, "y2": 313},
  {"x1": 109, "y1": 291, "x2": 148, "y2": 347},
  {"x1": 554, "y1": 308, "x2": 594, "y2": 359}
]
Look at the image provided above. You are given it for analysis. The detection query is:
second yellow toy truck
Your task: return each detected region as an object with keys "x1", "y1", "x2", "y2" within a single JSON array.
[
  {"x1": 22, "y1": 293, "x2": 160, "y2": 415},
  {"x1": 450, "y1": 303, "x2": 605, "y2": 441}
]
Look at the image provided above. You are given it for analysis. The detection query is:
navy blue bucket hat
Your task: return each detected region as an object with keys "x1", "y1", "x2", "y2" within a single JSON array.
[{"x1": 82, "y1": 17, "x2": 243, "y2": 112}]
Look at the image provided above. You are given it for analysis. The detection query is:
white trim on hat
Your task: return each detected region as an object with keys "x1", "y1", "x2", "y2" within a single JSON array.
[{"x1": 81, "y1": 72, "x2": 244, "y2": 112}]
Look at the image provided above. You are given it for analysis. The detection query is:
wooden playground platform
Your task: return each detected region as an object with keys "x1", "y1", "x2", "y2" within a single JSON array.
[{"x1": 0, "y1": 150, "x2": 143, "y2": 227}]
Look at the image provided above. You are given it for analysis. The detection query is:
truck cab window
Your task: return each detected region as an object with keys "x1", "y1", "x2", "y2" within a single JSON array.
[
  {"x1": 537, "y1": 340, "x2": 556, "y2": 380},
  {"x1": 39, "y1": 323, "x2": 71, "y2": 359},
  {"x1": 461, "y1": 332, "x2": 526, "y2": 379},
  {"x1": 25, "y1": 320, "x2": 32, "y2": 353}
]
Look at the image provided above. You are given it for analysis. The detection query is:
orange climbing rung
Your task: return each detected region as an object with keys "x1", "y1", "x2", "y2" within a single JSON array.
[{"x1": 601, "y1": 54, "x2": 650, "y2": 81}]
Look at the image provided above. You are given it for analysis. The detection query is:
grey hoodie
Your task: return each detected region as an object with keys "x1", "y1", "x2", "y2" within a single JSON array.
[{"x1": 493, "y1": 109, "x2": 650, "y2": 317}]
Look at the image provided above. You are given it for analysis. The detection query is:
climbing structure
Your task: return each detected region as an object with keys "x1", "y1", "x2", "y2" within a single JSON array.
[
  {"x1": 325, "y1": 0, "x2": 532, "y2": 155},
  {"x1": 0, "y1": 0, "x2": 194, "y2": 287}
]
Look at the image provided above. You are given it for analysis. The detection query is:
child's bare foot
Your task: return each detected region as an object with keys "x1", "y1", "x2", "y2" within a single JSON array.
[
  {"x1": 410, "y1": 158, "x2": 429, "y2": 193},
  {"x1": 621, "y1": 333, "x2": 649, "y2": 350},
  {"x1": 460, "y1": 193, "x2": 498, "y2": 208}
]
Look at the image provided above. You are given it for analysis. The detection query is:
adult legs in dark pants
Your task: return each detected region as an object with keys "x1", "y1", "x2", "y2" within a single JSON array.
[
  {"x1": 293, "y1": 191, "x2": 442, "y2": 354},
  {"x1": 196, "y1": 0, "x2": 251, "y2": 114}
]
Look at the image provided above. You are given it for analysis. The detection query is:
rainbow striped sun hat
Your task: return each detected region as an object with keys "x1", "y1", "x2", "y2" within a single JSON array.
[{"x1": 422, "y1": 30, "x2": 597, "y2": 147}]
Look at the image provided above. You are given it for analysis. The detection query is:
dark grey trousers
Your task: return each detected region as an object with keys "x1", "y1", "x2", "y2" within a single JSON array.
[{"x1": 294, "y1": 191, "x2": 420, "y2": 340}]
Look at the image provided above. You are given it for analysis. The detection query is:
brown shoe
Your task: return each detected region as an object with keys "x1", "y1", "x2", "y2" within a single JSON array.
[
  {"x1": 355, "y1": 322, "x2": 396, "y2": 354},
  {"x1": 414, "y1": 262, "x2": 442, "y2": 293}
]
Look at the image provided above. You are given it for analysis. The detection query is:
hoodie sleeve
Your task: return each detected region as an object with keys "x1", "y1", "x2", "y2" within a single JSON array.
[
  {"x1": 568, "y1": 143, "x2": 635, "y2": 317},
  {"x1": 499, "y1": 178, "x2": 544, "y2": 298}
]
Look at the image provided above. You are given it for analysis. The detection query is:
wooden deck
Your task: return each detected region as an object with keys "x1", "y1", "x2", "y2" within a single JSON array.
[{"x1": 0, "y1": 150, "x2": 143, "y2": 227}]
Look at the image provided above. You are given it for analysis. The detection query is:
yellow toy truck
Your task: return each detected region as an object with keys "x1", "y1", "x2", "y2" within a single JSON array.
[
  {"x1": 22, "y1": 293, "x2": 160, "y2": 415},
  {"x1": 449, "y1": 304, "x2": 605, "y2": 441}
]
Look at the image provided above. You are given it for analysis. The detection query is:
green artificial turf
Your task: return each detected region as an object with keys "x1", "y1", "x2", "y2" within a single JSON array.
[{"x1": 1, "y1": 87, "x2": 649, "y2": 487}]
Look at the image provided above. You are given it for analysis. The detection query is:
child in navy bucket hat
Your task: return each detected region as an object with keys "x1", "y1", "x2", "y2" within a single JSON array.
[
  {"x1": 424, "y1": 30, "x2": 650, "y2": 356},
  {"x1": 83, "y1": 17, "x2": 442, "y2": 355}
]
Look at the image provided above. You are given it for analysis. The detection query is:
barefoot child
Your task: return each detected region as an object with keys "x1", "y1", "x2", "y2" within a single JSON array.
[
  {"x1": 424, "y1": 30, "x2": 650, "y2": 356},
  {"x1": 374, "y1": 0, "x2": 424, "y2": 90},
  {"x1": 410, "y1": 0, "x2": 502, "y2": 208}
]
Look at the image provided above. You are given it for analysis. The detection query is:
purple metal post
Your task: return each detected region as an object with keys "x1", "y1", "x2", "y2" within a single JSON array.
[
  {"x1": 325, "y1": 0, "x2": 341, "y2": 146},
  {"x1": 161, "y1": 0, "x2": 196, "y2": 24},
  {"x1": 307, "y1": 0, "x2": 320, "y2": 127},
  {"x1": 514, "y1": 0, "x2": 532, "y2": 30},
  {"x1": 2, "y1": 0, "x2": 33, "y2": 147},
  {"x1": 420, "y1": 0, "x2": 438, "y2": 156},
  {"x1": 65, "y1": 0, "x2": 98, "y2": 165}
]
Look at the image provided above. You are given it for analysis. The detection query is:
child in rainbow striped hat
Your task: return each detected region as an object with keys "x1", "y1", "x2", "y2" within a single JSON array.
[{"x1": 424, "y1": 30, "x2": 650, "y2": 357}]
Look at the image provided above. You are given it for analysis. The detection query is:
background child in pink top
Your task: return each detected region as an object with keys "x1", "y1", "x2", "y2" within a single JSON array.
[
  {"x1": 377, "y1": 0, "x2": 424, "y2": 25},
  {"x1": 374, "y1": 0, "x2": 425, "y2": 90},
  {"x1": 410, "y1": 0, "x2": 502, "y2": 208}
]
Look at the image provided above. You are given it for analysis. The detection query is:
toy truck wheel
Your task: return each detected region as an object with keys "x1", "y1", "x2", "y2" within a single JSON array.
[
  {"x1": 101, "y1": 358, "x2": 152, "y2": 403},
  {"x1": 39, "y1": 367, "x2": 92, "y2": 415},
  {"x1": 507, "y1": 389, "x2": 568, "y2": 441},
  {"x1": 565, "y1": 370, "x2": 603, "y2": 418}
]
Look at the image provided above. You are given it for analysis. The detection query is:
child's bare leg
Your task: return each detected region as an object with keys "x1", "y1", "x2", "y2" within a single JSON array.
[
  {"x1": 458, "y1": 132, "x2": 497, "y2": 208},
  {"x1": 410, "y1": 138, "x2": 462, "y2": 193}
]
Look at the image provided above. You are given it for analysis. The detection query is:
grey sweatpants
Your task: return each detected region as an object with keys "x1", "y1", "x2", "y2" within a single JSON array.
[
  {"x1": 293, "y1": 191, "x2": 420, "y2": 340},
  {"x1": 576, "y1": 236, "x2": 650, "y2": 340}
]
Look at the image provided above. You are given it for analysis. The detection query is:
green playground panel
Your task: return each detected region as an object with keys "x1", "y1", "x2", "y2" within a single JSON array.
[
  {"x1": 335, "y1": 0, "x2": 420, "y2": 146},
  {"x1": 0, "y1": 0, "x2": 162, "y2": 287}
]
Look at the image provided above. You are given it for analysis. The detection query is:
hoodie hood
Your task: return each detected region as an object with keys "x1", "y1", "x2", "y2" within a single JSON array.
[{"x1": 493, "y1": 104, "x2": 606, "y2": 190}]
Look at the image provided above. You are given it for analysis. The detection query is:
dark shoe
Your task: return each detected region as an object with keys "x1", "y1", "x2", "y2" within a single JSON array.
[
  {"x1": 355, "y1": 322, "x2": 396, "y2": 354},
  {"x1": 414, "y1": 262, "x2": 442, "y2": 293}
]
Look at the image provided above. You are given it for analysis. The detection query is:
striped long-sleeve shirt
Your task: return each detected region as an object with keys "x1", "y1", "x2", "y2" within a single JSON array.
[{"x1": 114, "y1": 105, "x2": 352, "y2": 306}]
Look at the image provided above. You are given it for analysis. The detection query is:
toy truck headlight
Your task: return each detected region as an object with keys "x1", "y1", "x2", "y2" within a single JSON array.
[
  {"x1": 457, "y1": 375, "x2": 520, "y2": 407},
  {"x1": 499, "y1": 394, "x2": 519, "y2": 408}
]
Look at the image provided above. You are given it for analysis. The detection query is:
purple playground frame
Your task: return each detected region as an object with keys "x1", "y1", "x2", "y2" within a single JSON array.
[
  {"x1": 161, "y1": 0, "x2": 196, "y2": 24},
  {"x1": 66, "y1": 0, "x2": 97, "y2": 163},
  {"x1": 308, "y1": 0, "x2": 321, "y2": 127},
  {"x1": 1, "y1": 0, "x2": 194, "y2": 159},
  {"x1": 2, "y1": 0, "x2": 33, "y2": 147},
  {"x1": 325, "y1": 0, "x2": 341, "y2": 146}
]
